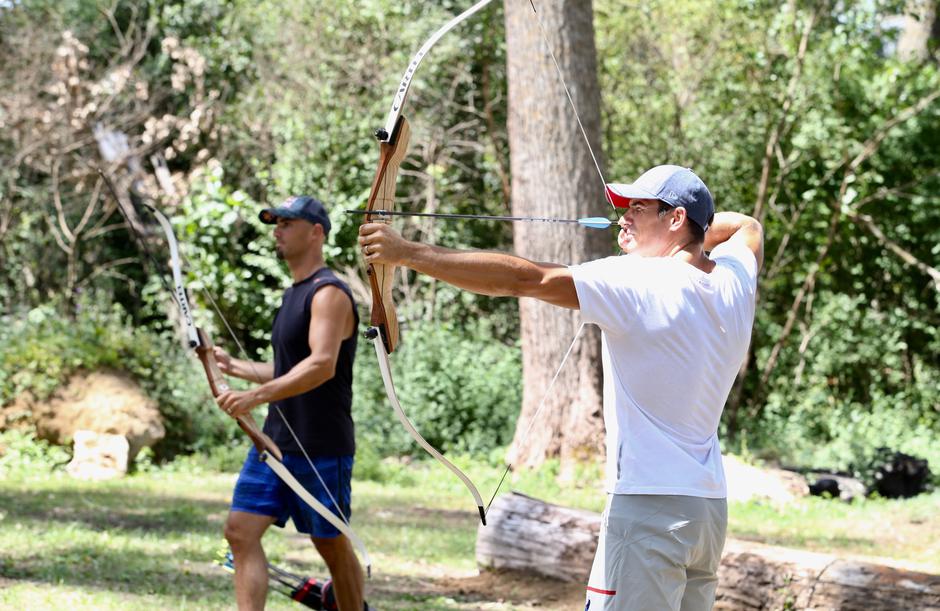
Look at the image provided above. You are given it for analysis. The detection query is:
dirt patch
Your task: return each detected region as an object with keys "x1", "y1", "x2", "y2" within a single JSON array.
[
  {"x1": 359, "y1": 569, "x2": 586, "y2": 610},
  {"x1": 432, "y1": 570, "x2": 585, "y2": 609}
]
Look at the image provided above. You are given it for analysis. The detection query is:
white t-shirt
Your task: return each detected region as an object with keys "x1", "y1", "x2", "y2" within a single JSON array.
[{"x1": 571, "y1": 240, "x2": 758, "y2": 498}]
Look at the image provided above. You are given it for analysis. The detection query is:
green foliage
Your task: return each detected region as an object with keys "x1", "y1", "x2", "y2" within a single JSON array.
[
  {"x1": 348, "y1": 440, "x2": 388, "y2": 483},
  {"x1": 0, "y1": 296, "x2": 235, "y2": 459},
  {"x1": 598, "y1": 0, "x2": 939, "y2": 478},
  {"x1": 2, "y1": 0, "x2": 937, "y2": 481},
  {"x1": 135, "y1": 440, "x2": 250, "y2": 475},
  {"x1": 743, "y1": 293, "x2": 940, "y2": 484},
  {"x1": 177, "y1": 164, "x2": 290, "y2": 357},
  {"x1": 0, "y1": 430, "x2": 70, "y2": 476},
  {"x1": 354, "y1": 321, "x2": 521, "y2": 458},
  {"x1": 216, "y1": 0, "x2": 517, "y2": 336}
]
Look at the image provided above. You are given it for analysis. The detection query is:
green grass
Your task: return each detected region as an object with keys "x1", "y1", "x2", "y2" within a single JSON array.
[
  {"x1": 0, "y1": 456, "x2": 937, "y2": 609},
  {"x1": 728, "y1": 491, "x2": 940, "y2": 572}
]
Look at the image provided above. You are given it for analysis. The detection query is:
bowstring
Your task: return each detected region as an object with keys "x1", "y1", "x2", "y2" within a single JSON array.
[
  {"x1": 484, "y1": 0, "x2": 619, "y2": 516},
  {"x1": 526, "y1": 0, "x2": 611, "y2": 200},
  {"x1": 200, "y1": 288, "x2": 351, "y2": 526}
]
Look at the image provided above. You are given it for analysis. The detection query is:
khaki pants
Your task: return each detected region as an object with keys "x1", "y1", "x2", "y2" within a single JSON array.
[{"x1": 585, "y1": 494, "x2": 727, "y2": 611}]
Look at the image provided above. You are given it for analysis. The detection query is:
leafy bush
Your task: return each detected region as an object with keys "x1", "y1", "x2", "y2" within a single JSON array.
[
  {"x1": 177, "y1": 165, "x2": 291, "y2": 356},
  {"x1": 353, "y1": 321, "x2": 521, "y2": 460},
  {"x1": 0, "y1": 430, "x2": 71, "y2": 476},
  {"x1": 135, "y1": 440, "x2": 250, "y2": 474},
  {"x1": 737, "y1": 293, "x2": 940, "y2": 486},
  {"x1": 0, "y1": 296, "x2": 237, "y2": 460}
]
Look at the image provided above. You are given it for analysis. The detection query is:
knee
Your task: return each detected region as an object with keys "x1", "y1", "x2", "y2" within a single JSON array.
[
  {"x1": 224, "y1": 514, "x2": 261, "y2": 550},
  {"x1": 312, "y1": 536, "x2": 347, "y2": 567},
  {"x1": 223, "y1": 518, "x2": 245, "y2": 547}
]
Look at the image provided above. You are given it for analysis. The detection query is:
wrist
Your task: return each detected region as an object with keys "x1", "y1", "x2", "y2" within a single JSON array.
[
  {"x1": 248, "y1": 386, "x2": 266, "y2": 409},
  {"x1": 403, "y1": 240, "x2": 428, "y2": 270}
]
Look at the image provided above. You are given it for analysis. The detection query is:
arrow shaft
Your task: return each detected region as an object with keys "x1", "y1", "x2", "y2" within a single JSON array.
[{"x1": 347, "y1": 208, "x2": 616, "y2": 229}]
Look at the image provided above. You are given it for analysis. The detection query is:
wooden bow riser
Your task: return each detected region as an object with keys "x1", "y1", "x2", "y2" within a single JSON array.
[
  {"x1": 365, "y1": 116, "x2": 412, "y2": 354},
  {"x1": 194, "y1": 328, "x2": 284, "y2": 461}
]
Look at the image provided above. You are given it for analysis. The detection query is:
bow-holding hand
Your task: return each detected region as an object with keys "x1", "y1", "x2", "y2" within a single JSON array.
[
  {"x1": 359, "y1": 222, "x2": 412, "y2": 267},
  {"x1": 211, "y1": 344, "x2": 263, "y2": 418},
  {"x1": 216, "y1": 388, "x2": 262, "y2": 419}
]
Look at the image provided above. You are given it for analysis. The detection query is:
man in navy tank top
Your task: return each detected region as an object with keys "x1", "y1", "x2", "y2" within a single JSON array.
[{"x1": 213, "y1": 195, "x2": 364, "y2": 611}]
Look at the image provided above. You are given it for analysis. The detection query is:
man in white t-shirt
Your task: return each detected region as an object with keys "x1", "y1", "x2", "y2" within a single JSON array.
[{"x1": 359, "y1": 165, "x2": 763, "y2": 610}]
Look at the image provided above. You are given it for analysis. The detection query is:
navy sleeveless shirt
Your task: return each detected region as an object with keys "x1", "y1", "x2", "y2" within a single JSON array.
[{"x1": 262, "y1": 267, "x2": 358, "y2": 456}]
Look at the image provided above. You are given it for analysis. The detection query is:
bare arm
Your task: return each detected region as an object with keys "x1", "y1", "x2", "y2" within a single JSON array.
[
  {"x1": 359, "y1": 223, "x2": 580, "y2": 309},
  {"x1": 705, "y1": 211, "x2": 764, "y2": 271},
  {"x1": 215, "y1": 285, "x2": 354, "y2": 416},
  {"x1": 214, "y1": 351, "x2": 274, "y2": 383}
]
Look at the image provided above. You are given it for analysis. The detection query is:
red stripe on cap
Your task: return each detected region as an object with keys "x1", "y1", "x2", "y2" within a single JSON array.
[
  {"x1": 586, "y1": 585, "x2": 617, "y2": 596},
  {"x1": 605, "y1": 185, "x2": 631, "y2": 209}
]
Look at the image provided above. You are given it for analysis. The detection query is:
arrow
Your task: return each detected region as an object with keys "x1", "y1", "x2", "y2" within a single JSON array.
[{"x1": 346, "y1": 208, "x2": 618, "y2": 230}]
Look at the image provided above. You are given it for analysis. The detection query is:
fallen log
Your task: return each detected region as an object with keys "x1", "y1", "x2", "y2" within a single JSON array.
[
  {"x1": 716, "y1": 540, "x2": 940, "y2": 610},
  {"x1": 476, "y1": 492, "x2": 940, "y2": 610},
  {"x1": 475, "y1": 491, "x2": 599, "y2": 582}
]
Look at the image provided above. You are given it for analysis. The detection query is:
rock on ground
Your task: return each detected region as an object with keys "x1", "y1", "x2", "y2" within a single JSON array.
[{"x1": 15, "y1": 368, "x2": 164, "y2": 462}]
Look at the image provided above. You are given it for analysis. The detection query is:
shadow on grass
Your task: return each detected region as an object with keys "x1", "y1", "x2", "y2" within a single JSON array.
[
  {"x1": 0, "y1": 473, "x2": 583, "y2": 609},
  {"x1": 0, "y1": 486, "x2": 228, "y2": 534},
  {"x1": 2, "y1": 565, "x2": 583, "y2": 611},
  {"x1": 0, "y1": 477, "x2": 234, "y2": 599},
  {"x1": 362, "y1": 503, "x2": 481, "y2": 529},
  {"x1": 0, "y1": 544, "x2": 232, "y2": 594}
]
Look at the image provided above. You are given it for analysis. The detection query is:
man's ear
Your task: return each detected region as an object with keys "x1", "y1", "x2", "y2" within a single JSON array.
[{"x1": 669, "y1": 206, "x2": 688, "y2": 232}]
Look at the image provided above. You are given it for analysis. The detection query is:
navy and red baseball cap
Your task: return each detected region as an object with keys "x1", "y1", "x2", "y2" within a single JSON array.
[
  {"x1": 606, "y1": 165, "x2": 714, "y2": 231},
  {"x1": 259, "y1": 195, "x2": 331, "y2": 234}
]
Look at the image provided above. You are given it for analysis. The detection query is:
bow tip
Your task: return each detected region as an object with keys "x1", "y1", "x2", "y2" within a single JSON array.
[{"x1": 478, "y1": 505, "x2": 486, "y2": 526}]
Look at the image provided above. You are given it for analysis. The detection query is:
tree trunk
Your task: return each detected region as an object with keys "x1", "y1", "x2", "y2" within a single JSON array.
[
  {"x1": 477, "y1": 493, "x2": 940, "y2": 610},
  {"x1": 897, "y1": 0, "x2": 939, "y2": 62},
  {"x1": 504, "y1": 0, "x2": 608, "y2": 473}
]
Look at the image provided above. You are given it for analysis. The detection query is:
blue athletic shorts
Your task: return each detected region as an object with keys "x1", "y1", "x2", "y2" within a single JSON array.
[{"x1": 231, "y1": 446, "x2": 354, "y2": 539}]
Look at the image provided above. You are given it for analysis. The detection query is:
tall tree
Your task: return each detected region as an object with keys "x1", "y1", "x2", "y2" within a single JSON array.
[
  {"x1": 504, "y1": 1, "x2": 609, "y2": 471},
  {"x1": 897, "y1": 0, "x2": 939, "y2": 61}
]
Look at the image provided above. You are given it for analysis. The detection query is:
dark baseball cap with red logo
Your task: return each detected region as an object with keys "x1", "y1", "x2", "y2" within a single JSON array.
[
  {"x1": 259, "y1": 195, "x2": 331, "y2": 235},
  {"x1": 606, "y1": 165, "x2": 714, "y2": 231}
]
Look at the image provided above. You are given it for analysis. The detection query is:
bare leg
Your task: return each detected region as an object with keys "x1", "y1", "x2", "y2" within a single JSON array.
[
  {"x1": 225, "y1": 510, "x2": 277, "y2": 611},
  {"x1": 313, "y1": 534, "x2": 364, "y2": 611}
]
